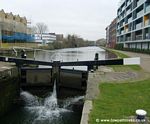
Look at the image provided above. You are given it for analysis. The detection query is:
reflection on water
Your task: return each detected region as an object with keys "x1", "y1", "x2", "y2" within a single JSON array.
[
  {"x1": 35, "y1": 47, "x2": 116, "y2": 70},
  {"x1": 35, "y1": 47, "x2": 106, "y2": 62}
]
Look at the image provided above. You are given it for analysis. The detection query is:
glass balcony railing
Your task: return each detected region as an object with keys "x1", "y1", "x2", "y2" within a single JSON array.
[
  {"x1": 137, "y1": 0, "x2": 144, "y2": 7},
  {"x1": 121, "y1": 30, "x2": 125, "y2": 34},
  {"x1": 136, "y1": 23, "x2": 143, "y2": 29},
  {"x1": 126, "y1": 37, "x2": 131, "y2": 41},
  {"x1": 125, "y1": 28, "x2": 128, "y2": 33},
  {"x1": 127, "y1": 18, "x2": 132, "y2": 23},
  {"x1": 122, "y1": 6, "x2": 125, "y2": 11},
  {"x1": 146, "y1": 5, "x2": 150, "y2": 13},
  {"x1": 127, "y1": 1, "x2": 130, "y2": 7},
  {"x1": 126, "y1": 9, "x2": 131, "y2": 15},
  {"x1": 136, "y1": 10, "x2": 144, "y2": 18},
  {"x1": 120, "y1": 38, "x2": 124, "y2": 42},
  {"x1": 135, "y1": 35, "x2": 142, "y2": 40},
  {"x1": 129, "y1": 27, "x2": 132, "y2": 31},
  {"x1": 145, "y1": 33, "x2": 150, "y2": 39}
]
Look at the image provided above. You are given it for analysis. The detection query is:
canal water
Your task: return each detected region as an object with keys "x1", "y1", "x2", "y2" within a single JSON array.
[
  {"x1": 0, "y1": 47, "x2": 116, "y2": 124},
  {"x1": 35, "y1": 46, "x2": 116, "y2": 70}
]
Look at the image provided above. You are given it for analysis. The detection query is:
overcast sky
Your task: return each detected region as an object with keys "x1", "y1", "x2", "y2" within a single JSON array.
[{"x1": 0, "y1": 0, "x2": 119, "y2": 40}]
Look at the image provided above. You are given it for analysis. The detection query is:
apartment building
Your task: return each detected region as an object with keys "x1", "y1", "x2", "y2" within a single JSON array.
[
  {"x1": 106, "y1": 18, "x2": 117, "y2": 48},
  {"x1": 117, "y1": 0, "x2": 150, "y2": 50},
  {"x1": 0, "y1": 9, "x2": 34, "y2": 43}
]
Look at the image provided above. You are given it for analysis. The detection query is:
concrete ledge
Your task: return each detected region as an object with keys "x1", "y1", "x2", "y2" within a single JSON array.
[
  {"x1": 80, "y1": 100, "x2": 92, "y2": 124},
  {"x1": 0, "y1": 63, "x2": 19, "y2": 117},
  {"x1": 0, "y1": 64, "x2": 18, "y2": 80}
]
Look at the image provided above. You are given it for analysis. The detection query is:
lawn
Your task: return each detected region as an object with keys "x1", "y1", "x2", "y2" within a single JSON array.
[
  {"x1": 89, "y1": 79, "x2": 150, "y2": 124},
  {"x1": 106, "y1": 48, "x2": 142, "y2": 71},
  {"x1": 109, "y1": 65, "x2": 142, "y2": 72},
  {"x1": 106, "y1": 49, "x2": 129, "y2": 59}
]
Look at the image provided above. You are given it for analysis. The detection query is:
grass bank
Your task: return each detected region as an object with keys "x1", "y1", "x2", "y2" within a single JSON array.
[
  {"x1": 106, "y1": 48, "x2": 142, "y2": 71},
  {"x1": 89, "y1": 79, "x2": 150, "y2": 124},
  {"x1": 88, "y1": 47, "x2": 148, "y2": 124},
  {"x1": 106, "y1": 48, "x2": 129, "y2": 59}
]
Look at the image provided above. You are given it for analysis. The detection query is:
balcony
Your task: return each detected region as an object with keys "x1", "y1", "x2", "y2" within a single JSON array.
[
  {"x1": 126, "y1": 9, "x2": 132, "y2": 15},
  {"x1": 136, "y1": 10, "x2": 144, "y2": 18},
  {"x1": 117, "y1": 32, "x2": 120, "y2": 36},
  {"x1": 145, "y1": 5, "x2": 150, "y2": 13},
  {"x1": 145, "y1": 33, "x2": 150, "y2": 39},
  {"x1": 120, "y1": 38, "x2": 124, "y2": 42},
  {"x1": 127, "y1": 1, "x2": 131, "y2": 7},
  {"x1": 135, "y1": 35, "x2": 142, "y2": 40},
  {"x1": 144, "y1": 19, "x2": 150, "y2": 26},
  {"x1": 127, "y1": 17, "x2": 132, "y2": 23},
  {"x1": 120, "y1": 21, "x2": 125, "y2": 27},
  {"x1": 125, "y1": 28, "x2": 129, "y2": 33},
  {"x1": 123, "y1": 22, "x2": 125, "y2": 26},
  {"x1": 137, "y1": 0, "x2": 144, "y2": 7},
  {"x1": 136, "y1": 23, "x2": 143, "y2": 29},
  {"x1": 122, "y1": 6, "x2": 126, "y2": 11},
  {"x1": 121, "y1": 30, "x2": 125, "y2": 34},
  {"x1": 126, "y1": 37, "x2": 131, "y2": 41}
]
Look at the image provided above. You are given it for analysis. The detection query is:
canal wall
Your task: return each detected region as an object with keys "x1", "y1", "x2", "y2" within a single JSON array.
[
  {"x1": 80, "y1": 68, "x2": 105, "y2": 124},
  {"x1": 0, "y1": 63, "x2": 19, "y2": 116}
]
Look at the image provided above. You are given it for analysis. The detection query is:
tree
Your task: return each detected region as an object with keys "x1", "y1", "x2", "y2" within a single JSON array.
[
  {"x1": 31, "y1": 26, "x2": 38, "y2": 34},
  {"x1": 96, "y1": 38, "x2": 106, "y2": 46},
  {"x1": 36, "y1": 22, "x2": 48, "y2": 40}
]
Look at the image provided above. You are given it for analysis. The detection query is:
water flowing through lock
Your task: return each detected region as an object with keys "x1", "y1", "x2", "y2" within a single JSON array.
[{"x1": 20, "y1": 81, "x2": 84, "y2": 124}]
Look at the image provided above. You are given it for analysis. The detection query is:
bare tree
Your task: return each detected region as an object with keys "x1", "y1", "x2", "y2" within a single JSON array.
[
  {"x1": 36, "y1": 22, "x2": 48, "y2": 40},
  {"x1": 31, "y1": 26, "x2": 38, "y2": 34}
]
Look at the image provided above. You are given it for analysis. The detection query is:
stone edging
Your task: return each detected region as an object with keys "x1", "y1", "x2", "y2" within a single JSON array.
[{"x1": 80, "y1": 100, "x2": 92, "y2": 124}]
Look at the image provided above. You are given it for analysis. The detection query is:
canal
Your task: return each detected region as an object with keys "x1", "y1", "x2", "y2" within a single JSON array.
[{"x1": 0, "y1": 46, "x2": 116, "y2": 124}]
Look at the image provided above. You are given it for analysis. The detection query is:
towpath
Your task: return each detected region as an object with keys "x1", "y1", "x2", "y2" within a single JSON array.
[{"x1": 117, "y1": 50, "x2": 150, "y2": 73}]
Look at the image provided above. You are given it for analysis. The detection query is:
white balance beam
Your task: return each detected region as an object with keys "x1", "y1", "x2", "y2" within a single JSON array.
[{"x1": 123, "y1": 57, "x2": 140, "y2": 65}]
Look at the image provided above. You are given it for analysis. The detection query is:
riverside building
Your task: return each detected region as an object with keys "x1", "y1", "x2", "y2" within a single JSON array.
[
  {"x1": 0, "y1": 9, "x2": 34, "y2": 46},
  {"x1": 106, "y1": 18, "x2": 117, "y2": 48},
  {"x1": 117, "y1": 0, "x2": 150, "y2": 50},
  {"x1": 34, "y1": 33, "x2": 56, "y2": 44}
]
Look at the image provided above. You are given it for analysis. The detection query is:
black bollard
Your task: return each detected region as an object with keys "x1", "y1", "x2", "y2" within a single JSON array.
[{"x1": 94, "y1": 53, "x2": 99, "y2": 69}]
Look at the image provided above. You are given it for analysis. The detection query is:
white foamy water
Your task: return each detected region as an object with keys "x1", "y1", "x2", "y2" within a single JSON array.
[
  {"x1": 63, "y1": 96, "x2": 84, "y2": 109},
  {"x1": 20, "y1": 91, "x2": 40, "y2": 106},
  {"x1": 20, "y1": 81, "x2": 84, "y2": 124}
]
